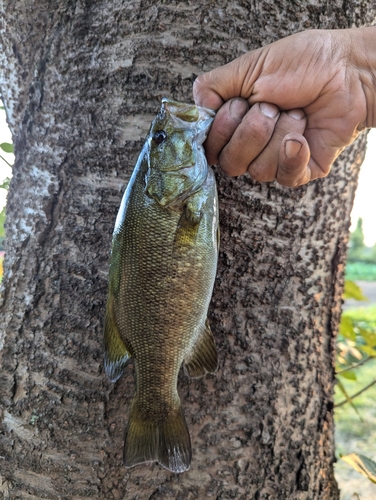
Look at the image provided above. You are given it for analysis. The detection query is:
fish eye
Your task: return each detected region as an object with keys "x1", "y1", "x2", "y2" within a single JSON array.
[{"x1": 152, "y1": 130, "x2": 167, "y2": 145}]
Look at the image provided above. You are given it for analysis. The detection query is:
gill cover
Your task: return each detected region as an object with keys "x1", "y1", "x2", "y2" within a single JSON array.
[{"x1": 145, "y1": 98, "x2": 215, "y2": 208}]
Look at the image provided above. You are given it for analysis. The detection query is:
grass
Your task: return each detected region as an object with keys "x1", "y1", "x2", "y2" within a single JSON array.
[
  {"x1": 346, "y1": 263, "x2": 376, "y2": 282},
  {"x1": 335, "y1": 304, "x2": 376, "y2": 500}
]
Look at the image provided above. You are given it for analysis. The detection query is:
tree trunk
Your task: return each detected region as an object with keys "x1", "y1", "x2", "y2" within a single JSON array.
[{"x1": 0, "y1": 1, "x2": 373, "y2": 499}]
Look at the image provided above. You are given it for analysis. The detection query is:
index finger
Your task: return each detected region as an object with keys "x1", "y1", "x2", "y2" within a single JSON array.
[
  {"x1": 204, "y1": 98, "x2": 249, "y2": 165},
  {"x1": 193, "y1": 50, "x2": 264, "y2": 108},
  {"x1": 193, "y1": 71, "x2": 225, "y2": 109}
]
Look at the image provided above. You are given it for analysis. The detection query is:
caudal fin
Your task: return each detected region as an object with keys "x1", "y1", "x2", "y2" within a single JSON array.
[{"x1": 123, "y1": 400, "x2": 192, "y2": 473}]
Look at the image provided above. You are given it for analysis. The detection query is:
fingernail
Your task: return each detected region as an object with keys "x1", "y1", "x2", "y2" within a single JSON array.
[
  {"x1": 229, "y1": 98, "x2": 249, "y2": 119},
  {"x1": 285, "y1": 139, "x2": 302, "y2": 158},
  {"x1": 260, "y1": 102, "x2": 279, "y2": 118},
  {"x1": 287, "y1": 109, "x2": 305, "y2": 120}
]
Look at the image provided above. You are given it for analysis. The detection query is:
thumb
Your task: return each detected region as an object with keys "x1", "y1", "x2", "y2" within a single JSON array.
[{"x1": 193, "y1": 47, "x2": 265, "y2": 109}]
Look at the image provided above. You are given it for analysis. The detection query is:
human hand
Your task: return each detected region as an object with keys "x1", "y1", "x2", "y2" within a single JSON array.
[{"x1": 194, "y1": 28, "x2": 375, "y2": 186}]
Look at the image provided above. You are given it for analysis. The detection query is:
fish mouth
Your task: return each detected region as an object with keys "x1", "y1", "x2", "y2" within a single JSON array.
[
  {"x1": 162, "y1": 99, "x2": 199, "y2": 123},
  {"x1": 161, "y1": 97, "x2": 215, "y2": 123}
]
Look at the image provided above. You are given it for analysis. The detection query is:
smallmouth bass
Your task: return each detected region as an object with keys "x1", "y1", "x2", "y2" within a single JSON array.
[{"x1": 103, "y1": 98, "x2": 218, "y2": 473}]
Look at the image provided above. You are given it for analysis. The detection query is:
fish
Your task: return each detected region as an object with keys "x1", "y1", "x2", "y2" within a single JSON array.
[{"x1": 103, "y1": 98, "x2": 219, "y2": 473}]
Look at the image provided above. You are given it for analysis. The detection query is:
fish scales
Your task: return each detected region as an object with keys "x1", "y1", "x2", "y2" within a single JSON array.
[{"x1": 103, "y1": 98, "x2": 218, "y2": 473}]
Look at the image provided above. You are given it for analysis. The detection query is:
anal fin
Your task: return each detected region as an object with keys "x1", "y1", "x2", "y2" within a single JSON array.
[
  {"x1": 103, "y1": 293, "x2": 131, "y2": 382},
  {"x1": 183, "y1": 319, "x2": 218, "y2": 378}
]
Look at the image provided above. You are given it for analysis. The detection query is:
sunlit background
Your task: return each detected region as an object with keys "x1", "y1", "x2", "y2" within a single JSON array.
[{"x1": 351, "y1": 129, "x2": 376, "y2": 246}]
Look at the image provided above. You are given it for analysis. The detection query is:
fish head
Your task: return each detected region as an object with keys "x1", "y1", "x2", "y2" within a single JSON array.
[{"x1": 145, "y1": 98, "x2": 215, "y2": 208}]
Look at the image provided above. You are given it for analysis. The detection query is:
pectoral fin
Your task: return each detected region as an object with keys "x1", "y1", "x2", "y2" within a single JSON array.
[
  {"x1": 174, "y1": 193, "x2": 205, "y2": 248},
  {"x1": 103, "y1": 294, "x2": 132, "y2": 382},
  {"x1": 183, "y1": 319, "x2": 218, "y2": 378},
  {"x1": 174, "y1": 212, "x2": 200, "y2": 248}
]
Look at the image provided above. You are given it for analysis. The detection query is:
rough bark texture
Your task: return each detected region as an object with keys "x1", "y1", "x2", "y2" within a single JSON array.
[{"x1": 0, "y1": 1, "x2": 374, "y2": 499}]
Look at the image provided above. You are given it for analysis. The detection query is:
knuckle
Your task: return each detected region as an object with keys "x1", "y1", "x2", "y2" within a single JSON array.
[
  {"x1": 281, "y1": 160, "x2": 303, "y2": 175},
  {"x1": 244, "y1": 108, "x2": 276, "y2": 134},
  {"x1": 239, "y1": 121, "x2": 271, "y2": 146},
  {"x1": 219, "y1": 151, "x2": 246, "y2": 177},
  {"x1": 248, "y1": 161, "x2": 275, "y2": 183},
  {"x1": 193, "y1": 75, "x2": 203, "y2": 93},
  {"x1": 277, "y1": 164, "x2": 300, "y2": 186},
  {"x1": 276, "y1": 171, "x2": 299, "y2": 187},
  {"x1": 319, "y1": 163, "x2": 331, "y2": 177},
  {"x1": 279, "y1": 177, "x2": 298, "y2": 187},
  {"x1": 277, "y1": 161, "x2": 311, "y2": 187}
]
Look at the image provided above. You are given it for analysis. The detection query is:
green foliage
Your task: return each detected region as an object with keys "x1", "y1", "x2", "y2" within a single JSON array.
[
  {"x1": 347, "y1": 217, "x2": 376, "y2": 265},
  {"x1": 0, "y1": 106, "x2": 10, "y2": 254},
  {"x1": 337, "y1": 310, "x2": 376, "y2": 377},
  {"x1": 0, "y1": 142, "x2": 13, "y2": 153},
  {"x1": 0, "y1": 104, "x2": 11, "y2": 253},
  {"x1": 336, "y1": 288, "x2": 376, "y2": 437},
  {"x1": 343, "y1": 305, "x2": 376, "y2": 331},
  {"x1": 339, "y1": 370, "x2": 357, "y2": 381},
  {"x1": 339, "y1": 315, "x2": 357, "y2": 341},
  {"x1": 343, "y1": 281, "x2": 368, "y2": 301},
  {"x1": 335, "y1": 358, "x2": 376, "y2": 494},
  {"x1": 0, "y1": 177, "x2": 10, "y2": 190},
  {"x1": 337, "y1": 283, "x2": 376, "y2": 485},
  {"x1": 350, "y1": 218, "x2": 364, "y2": 251},
  {"x1": 336, "y1": 288, "x2": 376, "y2": 408},
  {"x1": 341, "y1": 453, "x2": 376, "y2": 483},
  {"x1": 346, "y1": 262, "x2": 376, "y2": 281}
]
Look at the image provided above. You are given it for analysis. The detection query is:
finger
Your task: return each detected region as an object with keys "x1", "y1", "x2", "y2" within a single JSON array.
[
  {"x1": 218, "y1": 102, "x2": 280, "y2": 177},
  {"x1": 193, "y1": 49, "x2": 264, "y2": 108},
  {"x1": 193, "y1": 72, "x2": 225, "y2": 110},
  {"x1": 308, "y1": 157, "x2": 333, "y2": 180},
  {"x1": 277, "y1": 134, "x2": 311, "y2": 187},
  {"x1": 248, "y1": 109, "x2": 306, "y2": 182},
  {"x1": 305, "y1": 128, "x2": 344, "y2": 181},
  {"x1": 204, "y1": 98, "x2": 250, "y2": 166}
]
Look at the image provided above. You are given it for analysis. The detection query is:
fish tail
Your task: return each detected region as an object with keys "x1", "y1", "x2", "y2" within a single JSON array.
[{"x1": 123, "y1": 399, "x2": 192, "y2": 473}]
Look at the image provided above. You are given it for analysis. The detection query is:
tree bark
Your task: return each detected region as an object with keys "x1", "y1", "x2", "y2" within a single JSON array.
[{"x1": 0, "y1": 1, "x2": 373, "y2": 499}]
